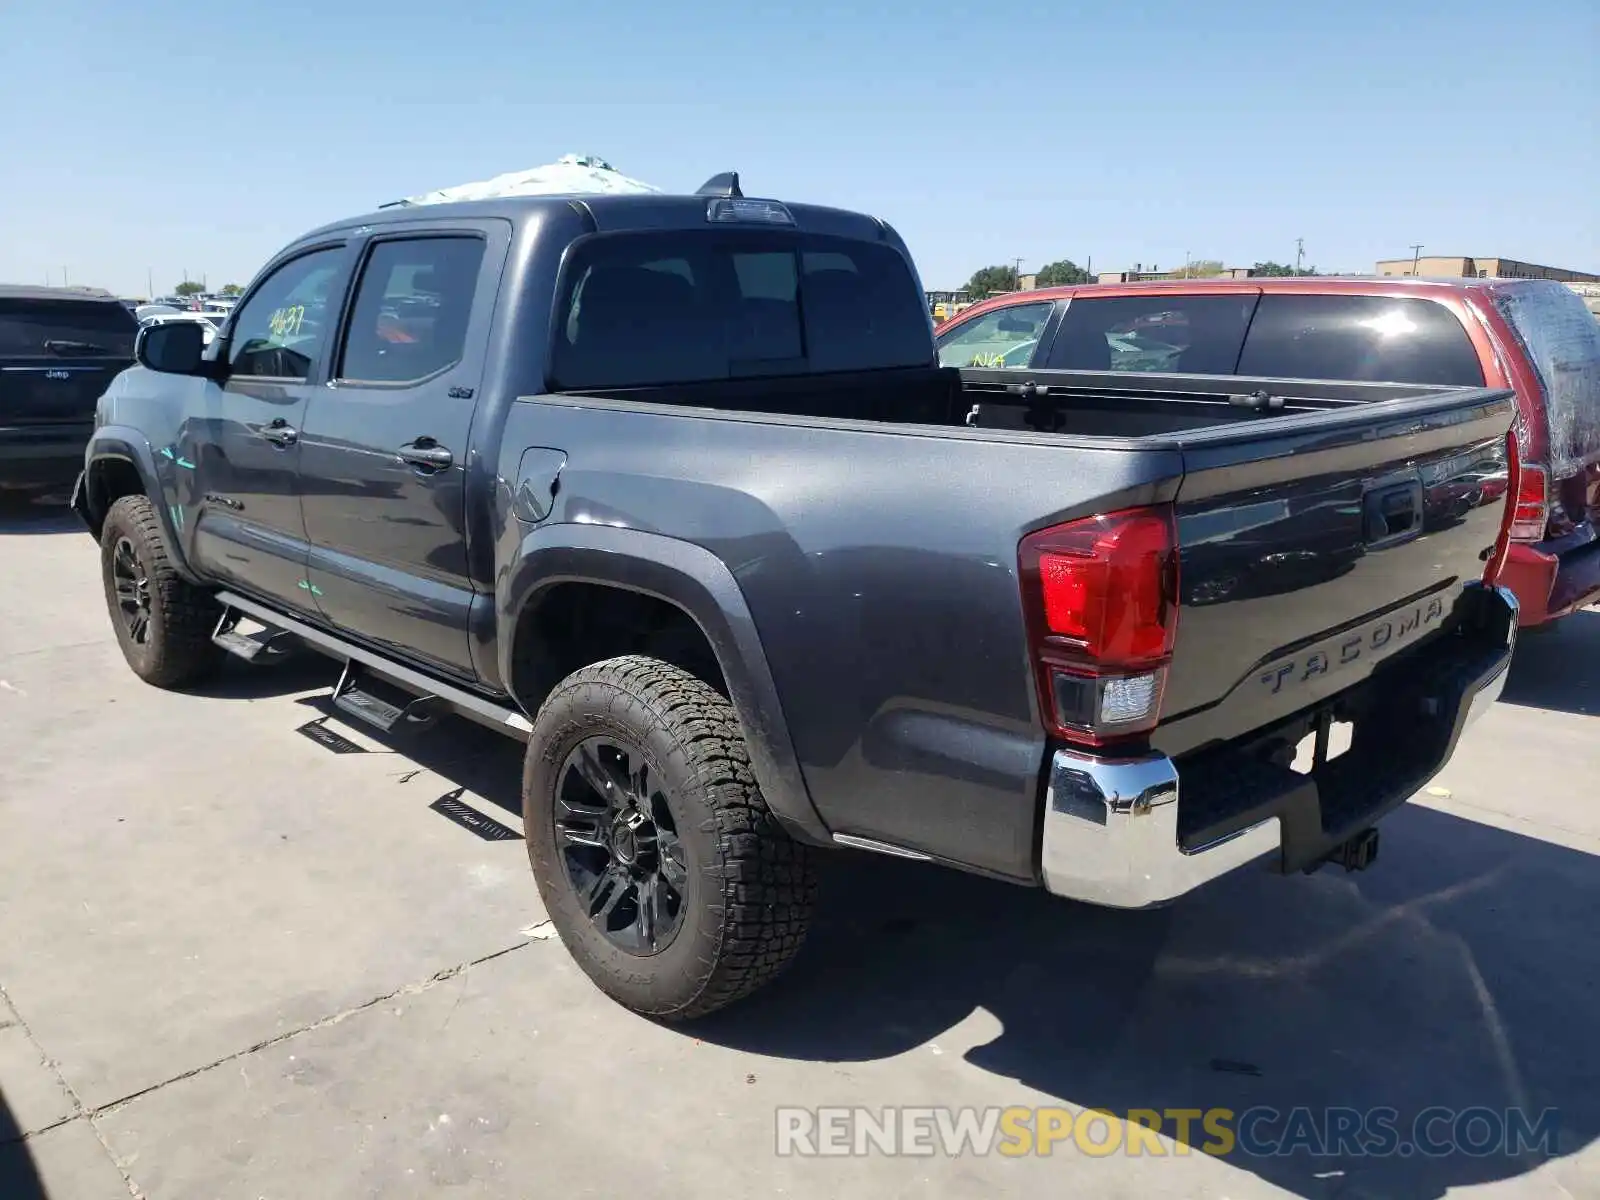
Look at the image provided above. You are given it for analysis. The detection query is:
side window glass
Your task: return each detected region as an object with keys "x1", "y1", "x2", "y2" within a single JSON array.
[
  {"x1": 1046, "y1": 294, "x2": 1257, "y2": 374},
  {"x1": 935, "y1": 302, "x2": 1052, "y2": 368},
  {"x1": 337, "y1": 237, "x2": 486, "y2": 384},
  {"x1": 1238, "y1": 295, "x2": 1486, "y2": 385},
  {"x1": 228, "y1": 248, "x2": 345, "y2": 380}
]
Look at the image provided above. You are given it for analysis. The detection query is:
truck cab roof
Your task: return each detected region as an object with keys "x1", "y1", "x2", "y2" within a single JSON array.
[{"x1": 299, "y1": 192, "x2": 893, "y2": 244}]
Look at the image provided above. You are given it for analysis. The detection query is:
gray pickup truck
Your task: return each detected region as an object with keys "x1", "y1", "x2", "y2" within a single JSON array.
[{"x1": 73, "y1": 176, "x2": 1519, "y2": 1018}]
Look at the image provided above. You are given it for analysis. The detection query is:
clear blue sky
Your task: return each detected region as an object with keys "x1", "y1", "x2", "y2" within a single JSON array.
[{"x1": 2, "y1": 1, "x2": 1595, "y2": 296}]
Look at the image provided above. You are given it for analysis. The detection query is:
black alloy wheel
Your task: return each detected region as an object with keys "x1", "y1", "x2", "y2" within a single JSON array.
[
  {"x1": 555, "y1": 736, "x2": 688, "y2": 955},
  {"x1": 111, "y1": 535, "x2": 154, "y2": 645}
]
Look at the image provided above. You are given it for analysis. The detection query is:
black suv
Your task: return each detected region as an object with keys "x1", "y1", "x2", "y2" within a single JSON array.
[{"x1": 1, "y1": 285, "x2": 138, "y2": 493}]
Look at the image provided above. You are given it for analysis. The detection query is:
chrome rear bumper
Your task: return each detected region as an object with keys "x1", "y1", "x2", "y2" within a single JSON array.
[
  {"x1": 1041, "y1": 752, "x2": 1280, "y2": 908},
  {"x1": 1040, "y1": 586, "x2": 1518, "y2": 909}
]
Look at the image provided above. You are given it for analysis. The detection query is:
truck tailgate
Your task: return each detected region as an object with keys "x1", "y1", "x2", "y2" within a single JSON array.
[{"x1": 1156, "y1": 386, "x2": 1515, "y2": 758}]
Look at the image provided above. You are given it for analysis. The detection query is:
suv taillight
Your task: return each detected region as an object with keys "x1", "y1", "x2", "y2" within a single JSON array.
[
  {"x1": 1019, "y1": 506, "x2": 1179, "y2": 747},
  {"x1": 1508, "y1": 448, "x2": 1549, "y2": 543}
]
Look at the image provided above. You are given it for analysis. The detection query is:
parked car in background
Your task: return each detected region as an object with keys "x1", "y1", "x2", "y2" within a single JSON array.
[
  {"x1": 0, "y1": 284, "x2": 137, "y2": 493},
  {"x1": 936, "y1": 277, "x2": 1600, "y2": 630}
]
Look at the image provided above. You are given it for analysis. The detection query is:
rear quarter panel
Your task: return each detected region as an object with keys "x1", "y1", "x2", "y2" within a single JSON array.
[{"x1": 495, "y1": 398, "x2": 1183, "y2": 881}]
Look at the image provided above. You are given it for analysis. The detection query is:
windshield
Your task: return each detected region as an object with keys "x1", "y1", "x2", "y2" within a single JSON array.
[{"x1": 0, "y1": 298, "x2": 137, "y2": 358}]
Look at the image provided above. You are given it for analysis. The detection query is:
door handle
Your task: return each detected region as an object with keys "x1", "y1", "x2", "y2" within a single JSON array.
[
  {"x1": 259, "y1": 419, "x2": 298, "y2": 448},
  {"x1": 397, "y1": 439, "x2": 453, "y2": 471}
]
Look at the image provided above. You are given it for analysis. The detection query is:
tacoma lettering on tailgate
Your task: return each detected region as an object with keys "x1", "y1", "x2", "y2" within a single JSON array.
[{"x1": 1258, "y1": 595, "x2": 1448, "y2": 696}]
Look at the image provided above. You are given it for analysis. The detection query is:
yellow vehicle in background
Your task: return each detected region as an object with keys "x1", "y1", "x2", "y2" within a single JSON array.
[{"x1": 926, "y1": 290, "x2": 973, "y2": 325}]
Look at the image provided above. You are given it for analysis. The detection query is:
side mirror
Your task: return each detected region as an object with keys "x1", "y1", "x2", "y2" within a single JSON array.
[{"x1": 136, "y1": 321, "x2": 208, "y2": 375}]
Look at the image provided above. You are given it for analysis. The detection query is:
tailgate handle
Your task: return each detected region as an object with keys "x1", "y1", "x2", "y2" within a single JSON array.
[{"x1": 1363, "y1": 479, "x2": 1424, "y2": 546}]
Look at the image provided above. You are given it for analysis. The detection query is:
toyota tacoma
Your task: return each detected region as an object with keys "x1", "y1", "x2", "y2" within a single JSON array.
[{"x1": 73, "y1": 176, "x2": 1519, "y2": 1018}]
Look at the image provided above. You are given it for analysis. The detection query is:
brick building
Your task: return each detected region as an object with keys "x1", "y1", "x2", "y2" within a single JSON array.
[{"x1": 1374, "y1": 256, "x2": 1600, "y2": 283}]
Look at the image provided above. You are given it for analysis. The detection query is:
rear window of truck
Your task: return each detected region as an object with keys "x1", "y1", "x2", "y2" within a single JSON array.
[
  {"x1": 0, "y1": 298, "x2": 137, "y2": 359},
  {"x1": 1238, "y1": 294, "x2": 1484, "y2": 386},
  {"x1": 549, "y1": 230, "x2": 933, "y2": 389}
]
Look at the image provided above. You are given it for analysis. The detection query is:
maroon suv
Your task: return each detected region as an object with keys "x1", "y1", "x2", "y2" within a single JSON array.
[{"x1": 935, "y1": 276, "x2": 1600, "y2": 628}]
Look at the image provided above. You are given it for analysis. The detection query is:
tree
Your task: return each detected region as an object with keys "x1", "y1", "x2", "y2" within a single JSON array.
[
  {"x1": 1251, "y1": 261, "x2": 1320, "y2": 277},
  {"x1": 173, "y1": 280, "x2": 205, "y2": 296},
  {"x1": 1171, "y1": 259, "x2": 1225, "y2": 279},
  {"x1": 963, "y1": 264, "x2": 1019, "y2": 298},
  {"x1": 1035, "y1": 259, "x2": 1093, "y2": 287},
  {"x1": 220, "y1": 283, "x2": 243, "y2": 296}
]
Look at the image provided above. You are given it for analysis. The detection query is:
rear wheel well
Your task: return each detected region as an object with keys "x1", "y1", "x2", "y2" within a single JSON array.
[
  {"x1": 85, "y1": 457, "x2": 146, "y2": 536},
  {"x1": 510, "y1": 583, "x2": 728, "y2": 715}
]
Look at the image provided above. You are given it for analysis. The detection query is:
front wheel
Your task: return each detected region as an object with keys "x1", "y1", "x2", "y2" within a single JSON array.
[
  {"x1": 522, "y1": 656, "x2": 818, "y2": 1019},
  {"x1": 99, "y1": 494, "x2": 223, "y2": 688}
]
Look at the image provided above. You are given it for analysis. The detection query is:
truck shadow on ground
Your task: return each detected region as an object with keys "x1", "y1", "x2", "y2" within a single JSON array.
[
  {"x1": 695, "y1": 806, "x2": 1598, "y2": 1200},
  {"x1": 190, "y1": 650, "x2": 1597, "y2": 1197},
  {"x1": 1500, "y1": 608, "x2": 1598, "y2": 717},
  {"x1": 192, "y1": 659, "x2": 531, "y2": 814},
  {"x1": 0, "y1": 492, "x2": 78, "y2": 536},
  {"x1": 0, "y1": 1088, "x2": 47, "y2": 1200}
]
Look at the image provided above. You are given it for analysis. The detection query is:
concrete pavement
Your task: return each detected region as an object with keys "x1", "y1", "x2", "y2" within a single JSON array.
[{"x1": 1, "y1": 491, "x2": 1596, "y2": 1199}]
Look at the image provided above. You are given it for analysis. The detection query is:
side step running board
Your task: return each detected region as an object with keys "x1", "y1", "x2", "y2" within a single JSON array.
[
  {"x1": 213, "y1": 610, "x2": 299, "y2": 663},
  {"x1": 213, "y1": 590, "x2": 535, "y2": 742},
  {"x1": 333, "y1": 660, "x2": 440, "y2": 733}
]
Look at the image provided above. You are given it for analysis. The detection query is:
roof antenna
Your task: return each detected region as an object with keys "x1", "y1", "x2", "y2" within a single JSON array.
[{"x1": 696, "y1": 172, "x2": 742, "y2": 198}]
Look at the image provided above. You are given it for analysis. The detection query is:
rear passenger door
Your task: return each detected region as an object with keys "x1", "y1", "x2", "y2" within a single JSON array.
[{"x1": 297, "y1": 223, "x2": 506, "y2": 679}]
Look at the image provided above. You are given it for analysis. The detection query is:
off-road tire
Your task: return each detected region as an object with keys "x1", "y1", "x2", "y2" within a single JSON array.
[
  {"x1": 523, "y1": 655, "x2": 818, "y2": 1019},
  {"x1": 99, "y1": 494, "x2": 223, "y2": 688}
]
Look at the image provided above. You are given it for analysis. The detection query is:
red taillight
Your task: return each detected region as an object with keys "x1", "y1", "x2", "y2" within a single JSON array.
[
  {"x1": 1509, "y1": 452, "x2": 1549, "y2": 543},
  {"x1": 1020, "y1": 506, "x2": 1179, "y2": 747}
]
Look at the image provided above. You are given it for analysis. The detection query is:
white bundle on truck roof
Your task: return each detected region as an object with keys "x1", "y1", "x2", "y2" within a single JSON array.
[{"x1": 388, "y1": 153, "x2": 660, "y2": 207}]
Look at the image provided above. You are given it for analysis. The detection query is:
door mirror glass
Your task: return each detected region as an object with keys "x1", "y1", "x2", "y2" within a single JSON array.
[{"x1": 136, "y1": 320, "x2": 207, "y2": 374}]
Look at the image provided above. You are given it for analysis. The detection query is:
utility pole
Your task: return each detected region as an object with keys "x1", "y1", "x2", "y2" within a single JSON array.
[
  {"x1": 1182, "y1": 250, "x2": 1191, "y2": 279},
  {"x1": 1012, "y1": 257, "x2": 1024, "y2": 288},
  {"x1": 1409, "y1": 244, "x2": 1424, "y2": 276},
  {"x1": 62, "y1": 266, "x2": 69, "y2": 286},
  {"x1": 1295, "y1": 238, "x2": 1305, "y2": 276},
  {"x1": 147, "y1": 268, "x2": 153, "y2": 298}
]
